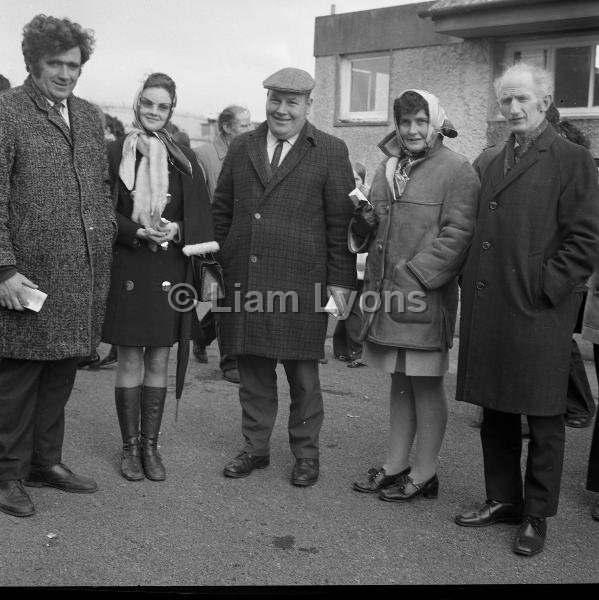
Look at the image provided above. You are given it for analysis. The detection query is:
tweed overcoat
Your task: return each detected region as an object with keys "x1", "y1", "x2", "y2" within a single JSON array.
[
  {"x1": 456, "y1": 125, "x2": 599, "y2": 415},
  {"x1": 212, "y1": 121, "x2": 356, "y2": 360},
  {"x1": 0, "y1": 77, "x2": 115, "y2": 360},
  {"x1": 357, "y1": 134, "x2": 479, "y2": 351}
]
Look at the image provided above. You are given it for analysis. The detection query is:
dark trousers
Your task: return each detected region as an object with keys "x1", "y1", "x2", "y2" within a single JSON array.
[
  {"x1": 0, "y1": 357, "x2": 79, "y2": 481},
  {"x1": 481, "y1": 408, "x2": 565, "y2": 517},
  {"x1": 567, "y1": 338, "x2": 595, "y2": 418},
  {"x1": 332, "y1": 280, "x2": 363, "y2": 360},
  {"x1": 587, "y1": 409, "x2": 599, "y2": 492},
  {"x1": 236, "y1": 354, "x2": 324, "y2": 459},
  {"x1": 194, "y1": 309, "x2": 237, "y2": 372}
]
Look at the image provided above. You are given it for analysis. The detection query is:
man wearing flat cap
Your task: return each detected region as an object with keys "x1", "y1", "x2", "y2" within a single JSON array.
[{"x1": 212, "y1": 67, "x2": 356, "y2": 486}]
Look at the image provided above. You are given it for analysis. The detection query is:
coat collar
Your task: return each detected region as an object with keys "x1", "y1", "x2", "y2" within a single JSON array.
[
  {"x1": 24, "y1": 76, "x2": 73, "y2": 146},
  {"x1": 247, "y1": 121, "x2": 316, "y2": 199},
  {"x1": 490, "y1": 123, "x2": 558, "y2": 198},
  {"x1": 213, "y1": 134, "x2": 229, "y2": 161}
]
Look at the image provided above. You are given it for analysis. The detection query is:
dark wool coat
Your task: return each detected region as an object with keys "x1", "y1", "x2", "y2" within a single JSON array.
[
  {"x1": 357, "y1": 134, "x2": 479, "y2": 350},
  {"x1": 212, "y1": 121, "x2": 356, "y2": 360},
  {"x1": 0, "y1": 78, "x2": 115, "y2": 360},
  {"x1": 456, "y1": 124, "x2": 599, "y2": 415}
]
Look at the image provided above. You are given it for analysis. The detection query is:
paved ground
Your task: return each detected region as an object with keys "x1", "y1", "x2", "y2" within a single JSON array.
[{"x1": 1, "y1": 330, "x2": 598, "y2": 589}]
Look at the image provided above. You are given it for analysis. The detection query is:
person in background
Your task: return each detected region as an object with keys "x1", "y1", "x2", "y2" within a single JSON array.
[
  {"x1": 350, "y1": 90, "x2": 478, "y2": 501},
  {"x1": 455, "y1": 62, "x2": 599, "y2": 557},
  {"x1": 192, "y1": 105, "x2": 252, "y2": 384},
  {"x1": 213, "y1": 67, "x2": 356, "y2": 487},
  {"x1": 0, "y1": 14, "x2": 115, "y2": 517},
  {"x1": 333, "y1": 161, "x2": 369, "y2": 368},
  {"x1": 102, "y1": 72, "x2": 216, "y2": 483}
]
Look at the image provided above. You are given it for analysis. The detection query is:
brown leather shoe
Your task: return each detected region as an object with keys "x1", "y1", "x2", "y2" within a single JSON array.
[
  {"x1": 353, "y1": 466, "x2": 410, "y2": 493},
  {"x1": 0, "y1": 480, "x2": 35, "y2": 517},
  {"x1": 291, "y1": 458, "x2": 319, "y2": 487},
  {"x1": 513, "y1": 516, "x2": 546, "y2": 556},
  {"x1": 25, "y1": 463, "x2": 97, "y2": 493},
  {"x1": 223, "y1": 452, "x2": 270, "y2": 478},
  {"x1": 455, "y1": 499, "x2": 523, "y2": 527}
]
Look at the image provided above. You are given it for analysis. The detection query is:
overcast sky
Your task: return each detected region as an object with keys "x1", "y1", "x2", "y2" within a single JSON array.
[{"x1": 1, "y1": 0, "x2": 421, "y2": 121}]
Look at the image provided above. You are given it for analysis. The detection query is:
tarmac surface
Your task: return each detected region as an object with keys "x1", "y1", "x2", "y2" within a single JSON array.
[{"x1": 1, "y1": 327, "x2": 598, "y2": 590}]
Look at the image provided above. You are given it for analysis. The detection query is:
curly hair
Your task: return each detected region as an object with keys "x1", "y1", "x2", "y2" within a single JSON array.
[
  {"x1": 22, "y1": 14, "x2": 95, "y2": 76},
  {"x1": 142, "y1": 72, "x2": 177, "y2": 105}
]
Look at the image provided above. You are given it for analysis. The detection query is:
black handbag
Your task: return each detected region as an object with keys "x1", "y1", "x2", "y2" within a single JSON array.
[{"x1": 191, "y1": 254, "x2": 225, "y2": 302}]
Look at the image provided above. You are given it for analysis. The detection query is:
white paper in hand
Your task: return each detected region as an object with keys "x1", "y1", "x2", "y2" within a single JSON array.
[
  {"x1": 348, "y1": 186, "x2": 369, "y2": 207},
  {"x1": 21, "y1": 287, "x2": 48, "y2": 312}
]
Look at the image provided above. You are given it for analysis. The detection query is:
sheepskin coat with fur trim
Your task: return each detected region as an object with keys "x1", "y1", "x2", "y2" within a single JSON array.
[{"x1": 102, "y1": 139, "x2": 215, "y2": 346}]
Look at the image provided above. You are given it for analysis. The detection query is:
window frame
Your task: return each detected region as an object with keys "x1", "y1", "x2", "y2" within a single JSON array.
[
  {"x1": 337, "y1": 52, "x2": 391, "y2": 125},
  {"x1": 503, "y1": 35, "x2": 599, "y2": 118}
]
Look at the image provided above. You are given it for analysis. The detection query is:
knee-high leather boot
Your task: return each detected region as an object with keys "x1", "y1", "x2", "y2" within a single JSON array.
[
  {"x1": 140, "y1": 386, "x2": 167, "y2": 481},
  {"x1": 115, "y1": 386, "x2": 144, "y2": 481}
]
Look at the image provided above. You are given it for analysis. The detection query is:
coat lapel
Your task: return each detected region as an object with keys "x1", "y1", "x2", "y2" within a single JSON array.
[
  {"x1": 260, "y1": 122, "x2": 315, "y2": 204},
  {"x1": 24, "y1": 77, "x2": 72, "y2": 146},
  {"x1": 491, "y1": 125, "x2": 557, "y2": 197},
  {"x1": 247, "y1": 123, "x2": 270, "y2": 189}
]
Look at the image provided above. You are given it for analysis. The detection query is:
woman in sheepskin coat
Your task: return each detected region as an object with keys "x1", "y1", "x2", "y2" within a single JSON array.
[
  {"x1": 350, "y1": 90, "x2": 478, "y2": 502},
  {"x1": 102, "y1": 73, "x2": 216, "y2": 483}
]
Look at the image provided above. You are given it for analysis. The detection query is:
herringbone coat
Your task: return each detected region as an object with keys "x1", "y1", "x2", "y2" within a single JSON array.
[
  {"x1": 0, "y1": 77, "x2": 115, "y2": 360},
  {"x1": 212, "y1": 121, "x2": 356, "y2": 360}
]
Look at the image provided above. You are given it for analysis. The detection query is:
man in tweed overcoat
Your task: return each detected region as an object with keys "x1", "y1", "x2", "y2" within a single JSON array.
[
  {"x1": 0, "y1": 15, "x2": 115, "y2": 518},
  {"x1": 212, "y1": 68, "x2": 356, "y2": 486}
]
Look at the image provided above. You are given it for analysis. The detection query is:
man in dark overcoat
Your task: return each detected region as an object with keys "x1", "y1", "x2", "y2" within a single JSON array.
[
  {"x1": 455, "y1": 62, "x2": 599, "y2": 556},
  {"x1": 0, "y1": 15, "x2": 115, "y2": 517},
  {"x1": 212, "y1": 67, "x2": 356, "y2": 486}
]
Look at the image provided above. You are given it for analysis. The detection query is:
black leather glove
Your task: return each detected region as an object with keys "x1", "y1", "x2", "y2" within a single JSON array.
[{"x1": 351, "y1": 201, "x2": 379, "y2": 237}]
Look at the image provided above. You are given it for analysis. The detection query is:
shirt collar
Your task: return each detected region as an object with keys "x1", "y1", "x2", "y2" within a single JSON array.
[
  {"x1": 45, "y1": 97, "x2": 68, "y2": 110},
  {"x1": 513, "y1": 119, "x2": 548, "y2": 150},
  {"x1": 267, "y1": 129, "x2": 299, "y2": 148}
]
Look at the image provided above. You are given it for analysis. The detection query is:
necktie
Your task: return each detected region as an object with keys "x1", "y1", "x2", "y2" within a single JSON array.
[
  {"x1": 53, "y1": 102, "x2": 69, "y2": 128},
  {"x1": 270, "y1": 139, "x2": 285, "y2": 176}
]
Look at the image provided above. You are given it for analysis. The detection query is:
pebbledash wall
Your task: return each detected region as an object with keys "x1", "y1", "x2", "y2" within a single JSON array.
[{"x1": 311, "y1": 0, "x2": 599, "y2": 184}]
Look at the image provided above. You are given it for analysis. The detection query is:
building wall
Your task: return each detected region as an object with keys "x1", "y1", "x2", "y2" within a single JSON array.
[{"x1": 312, "y1": 39, "x2": 492, "y2": 185}]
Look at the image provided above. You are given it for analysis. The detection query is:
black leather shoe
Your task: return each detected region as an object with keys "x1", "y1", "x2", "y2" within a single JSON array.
[
  {"x1": 513, "y1": 516, "x2": 547, "y2": 556},
  {"x1": 223, "y1": 452, "x2": 270, "y2": 478},
  {"x1": 99, "y1": 345, "x2": 118, "y2": 367},
  {"x1": 25, "y1": 463, "x2": 98, "y2": 493},
  {"x1": 591, "y1": 501, "x2": 599, "y2": 522},
  {"x1": 291, "y1": 458, "x2": 319, "y2": 487},
  {"x1": 222, "y1": 368, "x2": 240, "y2": 384},
  {"x1": 379, "y1": 473, "x2": 438, "y2": 502},
  {"x1": 455, "y1": 499, "x2": 523, "y2": 527},
  {"x1": 353, "y1": 466, "x2": 410, "y2": 493},
  {"x1": 193, "y1": 341, "x2": 208, "y2": 363},
  {"x1": 77, "y1": 352, "x2": 100, "y2": 369},
  {"x1": 0, "y1": 480, "x2": 35, "y2": 517}
]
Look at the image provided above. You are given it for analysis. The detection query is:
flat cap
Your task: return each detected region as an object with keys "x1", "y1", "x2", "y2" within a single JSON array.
[{"x1": 263, "y1": 67, "x2": 315, "y2": 94}]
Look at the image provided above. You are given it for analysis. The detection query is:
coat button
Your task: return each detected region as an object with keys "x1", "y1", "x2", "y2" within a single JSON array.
[
  {"x1": 132, "y1": 239, "x2": 140, "y2": 248},
  {"x1": 124, "y1": 280, "x2": 134, "y2": 291},
  {"x1": 482, "y1": 241, "x2": 491, "y2": 250},
  {"x1": 476, "y1": 280, "x2": 487, "y2": 290},
  {"x1": 161, "y1": 281, "x2": 172, "y2": 292},
  {"x1": 489, "y1": 201, "x2": 498, "y2": 210},
  {"x1": 250, "y1": 255, "x2": 257, "y2": 263},
  {"x1": 376, "y1": 242, "x2": 383, "y2": 253},
  {"x1": 254, "y1": 213, "x2": 261, "y2": 219}
]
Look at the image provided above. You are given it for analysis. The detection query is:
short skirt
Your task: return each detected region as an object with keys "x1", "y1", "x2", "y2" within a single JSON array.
[{"x1": 362, "y1": 340, "x2": 449, "y2": 376}]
